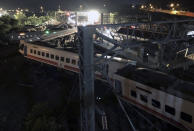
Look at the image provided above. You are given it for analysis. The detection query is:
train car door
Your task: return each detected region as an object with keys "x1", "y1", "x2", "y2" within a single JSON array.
[{"x1": 24, "y1": 45, "x2": 27, "y2": 56}]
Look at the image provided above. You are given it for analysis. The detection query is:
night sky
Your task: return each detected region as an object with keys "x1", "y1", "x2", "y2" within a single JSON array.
[
  {"x1": 0, "y1": 0, "x2": 194, "y2": 11},
  {"x1": 0, "y1": 0, "x2": 134, "y2": 10}
]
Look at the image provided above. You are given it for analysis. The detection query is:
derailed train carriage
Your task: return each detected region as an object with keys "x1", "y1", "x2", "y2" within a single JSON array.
[
  {"x1": 114, "y1": 65, "x2": 194, "y2": 131},
  {"x1": 19, "y1": 40, "x2": 194, "y2": 131},
  {"x1": 18, "y1": 40, "x2": 128, "y2": 79}
]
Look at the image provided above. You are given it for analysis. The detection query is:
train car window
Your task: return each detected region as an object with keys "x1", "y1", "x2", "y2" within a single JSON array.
[
  {"x1": 115, "y1": 80, "x2": 122, "y2": 94},
  {"x1": 131, "y1": 90, "x2": 137, "y2": 98},
  {"x1": 106, "y1": 64, "x2": 109, "y2": 75},
  {"x1": 72, "y1": 59, "x2": 76, "y2": 65},
  {"x1": 181, "y1": 112, "x2": 192, "y2": 123},
  {"x1": 51, "y1": 54, "x2": 54, "y2": 59},
  {"x1": 152, "y1": 99, "x2": 160, "y2": 109},
  {"x1": 34, "y1": 50, "x2": 36, "y2": 54},
  {"x1": 136, "y1": 86, "x2": 151, "y2": 94},
  {"x1": 165, "y1": 105, "x2": 175, "y2": 115},
  {"x1": 42, "y1": 52, "x2": 45, "y2": 57},
  {"x1": 140, "y1": 95, "x2": 148, "y2": 103},
  {"x1": 61, "y1": 57, "x2": 64, "y2": 62},
  {"x1": 46, "y1": 53, "x2": 49, "y2": 58},
  {"x1": 30, "y1": 49, "x2": 33, "y2": 53},
  {"x1": 66, "y1": 58, "x2": 70, "y2": 63},
  {"x1": 55, "y1": 55, "x2": 59, "y2": 60},
  {"x1": 38, "y1": 51, "x2": 40, "y2": 55}
]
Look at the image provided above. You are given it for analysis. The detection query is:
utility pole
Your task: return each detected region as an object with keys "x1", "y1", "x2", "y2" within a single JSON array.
[{"x1": 78, "y1": 26, "x2": 95, "y2": 131}]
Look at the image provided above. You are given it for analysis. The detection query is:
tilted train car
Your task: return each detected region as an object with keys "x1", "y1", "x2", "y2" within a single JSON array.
[
  {"x1": 114, "y1": 65, "x2": 194, "y2": 131},
  {"x1": 19, "y1": 40, "x2": 128, "y2": 80},
  {"x1": 19, "y1": 40, "x2": 194, "y2": 130}
]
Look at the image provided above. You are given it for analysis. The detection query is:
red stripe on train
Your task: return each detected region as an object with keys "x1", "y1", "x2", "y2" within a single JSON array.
[
  {"x1": 27, "y1": 54, "x2": 58, "y2": 66},
  {"x1": 123, "y1": 96, "x2": 193, "y2": 131},
  {"x1": 25, "y1": 53, "x2": 193, "y2": 130},
  {"x1": 64, "y1": 65, "x2": 79, "y2": 72},
  {"x1": 27, "y1": 54, "x2": 109, "y2": 81}
]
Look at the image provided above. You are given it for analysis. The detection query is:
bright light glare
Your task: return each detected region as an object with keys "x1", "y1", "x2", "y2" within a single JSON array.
[
  {"x1": 131, "y1": 25, "x2": 136, "y2": 29},
  {"x1": 170, "y1": 3, "x2": 174, "y2": 7},
  {"x1": 87, "y1": 10, "x2": 100, "y2": 24},
  {"x1": 104, "y1": 56, "x2": 122, "y2": 61},
  {"x1": 68, "y1": 17, "x2": 76, "y2": 24},
  {"x1": 187, "y1": 31, "x2": 194, "y2": 36},
  {"x1": 113, "y1": 57, "x2": 122, "y2": 61},
  {"x1": 82, "y1": 22, "x2": 87, "y2": 27},
  {"x1": 103, "y1": 29, "x2": 113, "y2": 38},
  {"x1": 106, "y1": 29, "x2": 111, "y2": 35},
  {"x1": 171, "y1": 10, "x2": 178, "y2": 14},
  {"x1": 70, "y1": 14, "x2": 76, "y2": 18},
  {"x1": 19, "y1": 32, "x2": 26, "y2": 36}
]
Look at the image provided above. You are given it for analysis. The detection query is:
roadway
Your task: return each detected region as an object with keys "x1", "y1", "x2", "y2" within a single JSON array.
[{"x1": 149, "y1": 9, "x2": 194, "y2": 18}]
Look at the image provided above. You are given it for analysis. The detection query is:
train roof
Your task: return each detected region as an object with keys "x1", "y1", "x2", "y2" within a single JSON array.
[
  {"x1": 30, "y1": 41, "x2": 79, "y2": 53},
  {"x1": 116, "y1": 65, "x2": 194, "y2": 103},
  {"x1": 28, "y1": 41, "x2": 128, "y2": 58},
  {"x1": 26, "y1": 41, "x2": 129, "y2": 63},
  {"x1": 31, "y1": 41, "x2": 56, "y2": 48}
]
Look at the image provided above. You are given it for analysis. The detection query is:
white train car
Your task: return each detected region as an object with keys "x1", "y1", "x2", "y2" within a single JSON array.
[
  {"x1": 114, "y1": 65, "x2": 194, "y2": 131},
  {"x1": 19, "y1": 40, "x2": 194, "y2": 130},
  {"x1": 19, "y1": 41, "x2": 194, "y2": 131},
  {"x1": 19, "y1": 40, "x2": 128, "y2": 80}
]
